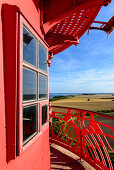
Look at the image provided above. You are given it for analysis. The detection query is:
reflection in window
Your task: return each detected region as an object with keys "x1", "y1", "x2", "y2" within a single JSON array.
[
  {"x1": 39, "y1": 42, "x2": 47, "y2": 72},
  {"x1": 23, "y1": 26, "x2": 37, "y2": 67},
  {"x1": 23, "y1": 68, "x2": 37, "y2": 101},
  {"x1": 42, "y1": 105, "x2": 48, "y2": 126},
  {"x1": 39, "y1": 74, "x2": 48, "y2": 99},
  {"x1": 23, "y1": 105, "x2": 38, "y2": 145}
]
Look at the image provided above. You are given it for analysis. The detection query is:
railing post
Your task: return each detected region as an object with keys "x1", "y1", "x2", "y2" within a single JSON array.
[
  {"x1": 80, "y1": 111, "x2": 83, "y2": 161},
  {"x1": 49, "y1": 102, "x2": 52, "y2": 144}
]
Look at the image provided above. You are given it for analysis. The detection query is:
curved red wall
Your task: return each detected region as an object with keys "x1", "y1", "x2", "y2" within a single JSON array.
[{"x1": 0, "y1": 0, "x2": 50, "y2": 169}]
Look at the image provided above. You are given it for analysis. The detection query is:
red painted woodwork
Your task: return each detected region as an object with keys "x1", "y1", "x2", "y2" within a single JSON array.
[
  {"x1": 50, "y1": 105, "x2": 114, "y2": 170},
  {"x1": 43, "y1": 0, "x2": 111, "y2": 55},
  {"x1": 2, "y1": 4, "x2": 18, "y2": 161},
  {"x1": 89, "y1": 16, "x2": 114, "y2": 35},
  {"x1": 43, "y1": 0, "x2": 111, "y2": 33}
]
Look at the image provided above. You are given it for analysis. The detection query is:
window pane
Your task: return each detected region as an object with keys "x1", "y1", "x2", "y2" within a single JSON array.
[
  {"x1": 23, "y1": 105, "x2": 38, "y2": 144},
  {"x1": 39, "y1": 74, "x2": 48, "y2": 99},
  {"x1": 39, "y1": 42, "x2": 47, "y2": 72},
  {"x1": 42, "y1": 105, "x2": 48, "y2": 126},
  {"x1": 23, "y1": 68, "x2": 37, "y2": 101},
  {"x1": 23, "y1": 26, "x2": 37, "y2": 67}
]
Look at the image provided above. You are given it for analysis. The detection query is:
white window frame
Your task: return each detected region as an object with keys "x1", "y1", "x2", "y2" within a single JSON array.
[{"x1": 18, "y1": 15, "x2": 49, "y2": 154}]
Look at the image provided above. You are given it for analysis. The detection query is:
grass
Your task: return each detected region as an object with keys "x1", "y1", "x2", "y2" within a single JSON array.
[{"x1": 49, "y1": 95, "x2": 75, "y2": 102}]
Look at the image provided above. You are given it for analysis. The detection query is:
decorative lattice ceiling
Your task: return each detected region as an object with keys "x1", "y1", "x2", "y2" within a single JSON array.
[
  {"x1": 45, "y1": 6, "x2": 101, "y2": 54},
  {"x1": 42, "y1": 0, "x2": 112, "y2": 55}
]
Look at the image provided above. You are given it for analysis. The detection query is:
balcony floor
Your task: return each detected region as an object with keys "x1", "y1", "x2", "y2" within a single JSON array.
[{"x1": 50, "y1": 144, "x2": 95, "y2": 170}]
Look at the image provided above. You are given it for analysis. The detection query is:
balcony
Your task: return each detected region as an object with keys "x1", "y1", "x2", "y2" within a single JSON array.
[{"x1": 49, "y1": 105, "x2": 114, "y2": 170}]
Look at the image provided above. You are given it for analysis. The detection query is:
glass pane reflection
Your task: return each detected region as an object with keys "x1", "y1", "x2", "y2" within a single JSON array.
[
  {"x1": 23, "y1": 68, "x2": 37, "y2": 101},
  {"x1": 23, "y1": 105, "x2": 38, "y2": 144},
  {"x1": 39, "y1": 42, "x2": 47, "y2": 72},
  {"x1": 39, "y1": 74, "x2": 48, "y2": 99},
  {"x1": 23, "y1": 26, "x2": 37, "y2": 67},
  {"x1": 42, "y1": 105, "x2": 48, "y2": 125}
]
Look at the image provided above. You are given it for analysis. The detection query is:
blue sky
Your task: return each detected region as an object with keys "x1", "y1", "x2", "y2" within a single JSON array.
[{"x1": 49, "y1": 2, "x2": 114, "y2": 93}]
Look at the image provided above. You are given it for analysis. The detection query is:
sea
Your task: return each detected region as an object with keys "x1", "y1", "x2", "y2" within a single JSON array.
[
  {"x1": 49, "y1": 93, "x2": 113, "y2": 99},
  {"x1": 49, "y1": 93, "x2": 79, "y2": 99}
]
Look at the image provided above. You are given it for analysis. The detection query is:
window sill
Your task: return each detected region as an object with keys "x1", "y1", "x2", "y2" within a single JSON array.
[{"x1": 21, "y1": 122, "x2": 49, "y2": 154}]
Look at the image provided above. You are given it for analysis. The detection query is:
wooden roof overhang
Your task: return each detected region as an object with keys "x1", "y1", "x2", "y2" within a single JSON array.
[{"x1": 40, "y1": 0, "x2": 112, "y2": 56}]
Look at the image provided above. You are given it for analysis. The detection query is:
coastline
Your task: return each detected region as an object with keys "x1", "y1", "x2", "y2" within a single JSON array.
[{"x1": 49, "y1": 92, "x2": 114, "y2": 99}]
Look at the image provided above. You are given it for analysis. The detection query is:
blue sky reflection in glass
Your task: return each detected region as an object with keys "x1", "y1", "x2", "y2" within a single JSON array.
[
  {"x1": 23, "y1": 68, "x2": 37, "y2": 101},
  {"x1": 23, "y1": 26, "x2": 37, "y2": 67},
  {"x1": 39, "y1": 74, "x2": 47, "y2": 99},
  {"x1": 39, "y1": 42, "x2": 47, "y2": 72}
]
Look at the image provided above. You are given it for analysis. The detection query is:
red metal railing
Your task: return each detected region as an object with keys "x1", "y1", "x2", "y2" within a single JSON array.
[{"x1": 49, "y1": 105, "x2": 114, "y2": 170}]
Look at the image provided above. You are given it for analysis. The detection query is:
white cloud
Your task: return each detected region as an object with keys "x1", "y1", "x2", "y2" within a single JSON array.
[
  {"x1": 49, "y1": 2, "x2": 114, "y2": 93},
  {"x1": 49, "y1": 67, "x2": 114, "y2": 93}
]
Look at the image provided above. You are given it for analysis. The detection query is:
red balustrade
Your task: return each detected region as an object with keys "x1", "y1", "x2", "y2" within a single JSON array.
[{"x1": 49, "y1": 105, "x2": 114, "y2": 170}]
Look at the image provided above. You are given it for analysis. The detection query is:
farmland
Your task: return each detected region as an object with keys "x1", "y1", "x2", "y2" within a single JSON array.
[{"x1": 51, "y1": 94, "x2": 114, "y2": 115}]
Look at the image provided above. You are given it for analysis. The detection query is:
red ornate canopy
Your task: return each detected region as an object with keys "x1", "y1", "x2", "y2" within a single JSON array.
[{"x1": 40, "y1": 0, "x2": 112, "y2": 56}]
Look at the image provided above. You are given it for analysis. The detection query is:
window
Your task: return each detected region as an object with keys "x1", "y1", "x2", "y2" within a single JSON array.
[
  {"x1": 21, "y1": 24, "x2": 49, "y2": 147},
  {"x1": 23, "y1": 105, "x2": 38, "y2": 145},
  {"x1": 39, "y1": 74, "x2": 48, "y2": 99},
  {"x1": 39, "y1": 42, "x2": 47, "y2": 72},
  {"x1": 42, "y1": 105, "x2": 48, "y2": 126},
  {"x1": 23, "y1": 68, "x2": 37, "y2": 101},
  {"x1": 23, "y1": 26, "x2": 37, "y2": 67}
]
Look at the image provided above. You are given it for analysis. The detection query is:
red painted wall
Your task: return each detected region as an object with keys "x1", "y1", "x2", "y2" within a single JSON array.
[{"x1": 0, "y1": 0, "x2": 50, "y2": 169}]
